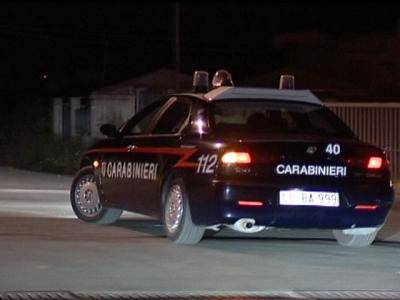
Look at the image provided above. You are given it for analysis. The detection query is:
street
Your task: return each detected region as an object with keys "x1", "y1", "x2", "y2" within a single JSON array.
[{"x1": 0, "y1": 167, "x2": 399, "y2": 294}]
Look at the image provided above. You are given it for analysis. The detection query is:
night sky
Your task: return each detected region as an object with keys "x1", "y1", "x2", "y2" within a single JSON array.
[{"x1": 0, "y1": 2, "x2": 399, "y2": 96}]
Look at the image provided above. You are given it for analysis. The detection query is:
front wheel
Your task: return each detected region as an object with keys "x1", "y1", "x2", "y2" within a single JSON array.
[
  {"x1": 71, "y1": 166, "x2": 122, "y2": 225},
  {"x1": 333, "y1": 228, "x2": 379, "y2": 247},
  {"x1": 163, "y1": 177, "x2": 205, "y2": 244}
]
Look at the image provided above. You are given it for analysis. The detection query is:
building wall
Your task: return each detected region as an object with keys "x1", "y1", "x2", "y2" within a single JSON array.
[
  {"x1": 52, "y1": 98, "x2": 63, "y2": 136},
  {"x1": 70, "y1": 98, "x2": 81, "y2": 137},
  {"x1": 90, "y1": 95, "x2": 136, "y2": 138},
  {"x1": 52, "y1": 97, "x2": 81, "y2": 138},
  {"x1": 53, "y1": 95, "x2": 136, "y2": 139}
]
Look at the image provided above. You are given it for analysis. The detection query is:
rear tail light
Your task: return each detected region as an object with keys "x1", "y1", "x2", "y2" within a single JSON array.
[
  {"x1": 221, "y1": 152, "x2": 251, "y2": 164},
  {"x1": 367, "y1": 156, "x2": 383, "y2": 169}
]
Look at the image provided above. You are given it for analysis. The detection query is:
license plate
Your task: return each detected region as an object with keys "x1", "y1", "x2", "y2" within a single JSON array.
[{"x1": 279, "y1": 190, "x2": 340, "y2": 207}]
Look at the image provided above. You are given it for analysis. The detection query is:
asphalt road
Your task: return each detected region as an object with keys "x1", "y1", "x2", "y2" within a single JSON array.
[{"x1": 0, "y1": 167, "x2": 399, "y2": 294}]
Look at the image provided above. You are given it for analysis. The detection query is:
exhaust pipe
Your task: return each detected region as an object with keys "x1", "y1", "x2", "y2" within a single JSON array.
[{"x1": 228, "y1": 218, "x2": 265, "y2": 233}]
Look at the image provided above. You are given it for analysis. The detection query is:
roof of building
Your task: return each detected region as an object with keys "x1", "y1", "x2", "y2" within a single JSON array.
[{"x1": 93, "y1": 68, "x2": 193, "y2": 95}]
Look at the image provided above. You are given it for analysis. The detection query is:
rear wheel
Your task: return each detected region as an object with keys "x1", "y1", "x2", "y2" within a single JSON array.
[
  {"x1": 71, "y1": 166, "x2": 122, "y2": 224},
  {"x1": 163, "y1": 177, "x2": 205, "y2": 244},
  {"x1": 333, "y1": 228, "x2": 379, "y2": 247}
]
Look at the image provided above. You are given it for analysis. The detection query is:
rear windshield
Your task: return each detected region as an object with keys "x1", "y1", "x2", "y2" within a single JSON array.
[{"x1": 209, "y1": 100, "x2": 354, "y2": 137}]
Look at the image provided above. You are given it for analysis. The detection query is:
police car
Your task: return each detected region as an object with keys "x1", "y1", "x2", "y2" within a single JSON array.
[{"x1": 70, "y1": 70, "x2": 394, "y2": 246}]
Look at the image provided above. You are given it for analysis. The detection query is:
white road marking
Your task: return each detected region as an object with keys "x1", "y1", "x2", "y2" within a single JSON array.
[
  {"x1": 0, "y1": 199, "x2": 75, "y2": 218},
  {"x1": 0, "y1": 189, "x2": 69, "y2": 194},
  {"x1": 0, "y1": 197, "x2": 144, "y2": 220},
  {"x1": 0, "y1": 189, "x2": 72, "y2": 218}
]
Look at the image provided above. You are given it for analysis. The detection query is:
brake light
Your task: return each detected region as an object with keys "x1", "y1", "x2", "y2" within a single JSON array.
[
  {"x1": 367, "y1": 157, "x2": 383, "y2": 169},
  {"x1": 221, "y1": 152, "x2": 251, "y2": 164}
]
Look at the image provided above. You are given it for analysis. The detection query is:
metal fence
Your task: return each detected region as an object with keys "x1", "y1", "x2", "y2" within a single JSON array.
[{"x1": 326, "y1": 102, "x2": 400, "y2": 180}]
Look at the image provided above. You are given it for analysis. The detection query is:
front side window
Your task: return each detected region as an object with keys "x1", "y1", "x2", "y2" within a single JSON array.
[
  {"x1": 152, "y1": 100, "x2": 191, "y2": 134},
  {"x1": 122, "y1": 100, "x2": 166, "y2": 135},
  {"x1": 209, "y1": 99, "x2": 354, "y2": 137}
]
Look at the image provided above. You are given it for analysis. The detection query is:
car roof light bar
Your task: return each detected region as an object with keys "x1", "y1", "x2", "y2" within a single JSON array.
[
  {"x1": 279, "y1": 74, "x2": 295, "y2": 90},
  {"x1": 212, "y1": 70, "x2": 234, "y2": 89},
  {"x1": 193, "y1": 70, "x2": 210, "y2": 93}
]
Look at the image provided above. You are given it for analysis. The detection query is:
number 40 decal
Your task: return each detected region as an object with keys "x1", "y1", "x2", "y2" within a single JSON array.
[
  {"x1": 196, "y1": 154, "x2": 218, "y2": 174},
  {"x1": 325, "y1": 143, "x2": 341, "y2": 155}
]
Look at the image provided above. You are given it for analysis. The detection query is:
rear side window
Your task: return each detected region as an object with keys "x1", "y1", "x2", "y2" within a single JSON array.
[
  {"x1": 209, "y1": 100, "x2": 354, "y2": 137},
  {"x1": 152, "y1": 100, "x2": 191, "y2": 134}
]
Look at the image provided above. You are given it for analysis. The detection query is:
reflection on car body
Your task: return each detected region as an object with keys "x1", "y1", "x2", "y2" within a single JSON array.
[{"x1": 71, "y1": 70, "x2": 394, "y2": 246}]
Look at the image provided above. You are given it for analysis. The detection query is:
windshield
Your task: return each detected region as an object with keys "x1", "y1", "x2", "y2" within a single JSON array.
[{"x1": 209, "y1": 99, "x2": 354, "y2": 137}]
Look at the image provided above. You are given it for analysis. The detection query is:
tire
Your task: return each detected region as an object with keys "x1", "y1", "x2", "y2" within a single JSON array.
[
  {"x1": 70, "y1": 166, "x2": 122, "y2": 225},
  {"x1": 333, "y1": 228, "x2": 379, "y2": 247},
  {"x1": 162, "y1": 177, "x2": 205, "y2": 244}
]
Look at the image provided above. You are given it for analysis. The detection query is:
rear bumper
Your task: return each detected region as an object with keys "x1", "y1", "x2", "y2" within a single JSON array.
[{"x1": 189, "y1": 180, "x2": 394, "y2": 229}]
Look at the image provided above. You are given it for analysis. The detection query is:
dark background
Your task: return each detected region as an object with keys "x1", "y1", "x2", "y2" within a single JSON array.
[{"x1": 1, "y1": 2, "x2": 400, "y2": 97}]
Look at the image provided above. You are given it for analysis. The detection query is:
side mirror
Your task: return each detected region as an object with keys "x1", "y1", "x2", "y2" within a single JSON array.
[{"x1": 100, "y1": 124, "x2": 119, "y2": 138}]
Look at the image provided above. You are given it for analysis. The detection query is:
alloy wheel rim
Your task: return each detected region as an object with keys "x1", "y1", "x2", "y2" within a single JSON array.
[
  {"x1": 74, "y1": 174, "x2": 102, "y2": 218},
  {"x1": 165, "y1": 184, "x2": 184, "y2": 234}
]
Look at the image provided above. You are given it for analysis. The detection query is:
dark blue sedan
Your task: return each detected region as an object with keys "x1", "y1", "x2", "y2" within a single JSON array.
[{"x1": 70, "y1": 71, "x2": 394, "y2": 246}]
